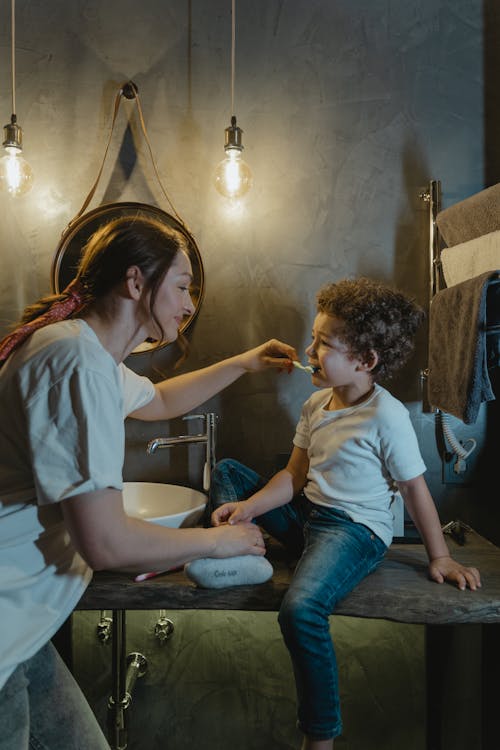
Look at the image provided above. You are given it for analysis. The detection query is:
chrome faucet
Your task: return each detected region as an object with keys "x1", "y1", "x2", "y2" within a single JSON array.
[{"x1": 146, "y1": 412, "x2": 216, "y2": 491}]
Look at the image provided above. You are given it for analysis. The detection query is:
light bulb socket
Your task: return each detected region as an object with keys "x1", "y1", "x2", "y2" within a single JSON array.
[
  {"x1": 3, "y1": 115, "x2": 23, "y2": 151},
  {"x1": 121, "y1": 81, "x2": 138, "y2": 100},
  {"x1": 224, "y1": 115, "x2": 244, "y2": 152}
]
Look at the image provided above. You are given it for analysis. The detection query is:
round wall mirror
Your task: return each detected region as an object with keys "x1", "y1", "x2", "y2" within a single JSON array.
[{"x1": 51, "y1": 202, "x2": 204, "y2": 355}]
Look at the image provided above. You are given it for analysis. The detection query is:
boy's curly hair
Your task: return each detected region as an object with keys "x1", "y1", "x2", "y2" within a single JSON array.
[{"x1": 316, "y1": 277, "x2": 425, "y2": 382}]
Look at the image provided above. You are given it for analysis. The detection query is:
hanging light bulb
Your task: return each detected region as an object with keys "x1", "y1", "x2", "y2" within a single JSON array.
[
  {"x1": 0, "y1": 115, "x2": 34, "y2": 196},
  {"x1": 0, "y1": 0, "x2": 34, "y2": 197},
  {"x1": 214, "y1": 115, "x2": 252, "y2": 199},
  {"x1": 214, "y1": 0, "x2": 252, "y2": 200}
]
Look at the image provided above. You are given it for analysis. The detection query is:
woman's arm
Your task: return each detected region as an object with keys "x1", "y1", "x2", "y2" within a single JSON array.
[
  {"x1": 129, "y1": 339, "x2": 298, "y2": 421},
  {"x1": 397, "y1": 474, "x2": 481, "y2": 590},
  {"x1": 212, "y1": 446, "x2": 309, "y2": 526},
  {"x1": 61, "y1": 489, "x2": 266, "y2": 572}
]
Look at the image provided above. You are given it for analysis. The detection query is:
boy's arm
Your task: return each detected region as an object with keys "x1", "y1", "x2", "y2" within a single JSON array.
[
  {"x1": 397, "y1": 475, "x2": 481, "y2": 591},
  {"x1": 211, "y1": 446, "x2": 309, "y2": 526}
]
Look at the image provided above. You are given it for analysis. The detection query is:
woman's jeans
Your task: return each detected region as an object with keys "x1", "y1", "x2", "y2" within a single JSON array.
[
  {"x1": 210, "y1": 458, "x2": 387, "y2": 741},
  {"x1": 0, "y1": 640, "x2": 110, "y2": 750}
]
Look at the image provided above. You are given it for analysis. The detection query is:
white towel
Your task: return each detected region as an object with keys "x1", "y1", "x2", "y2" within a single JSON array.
[{"x1": 440, "y1": 230, "x2": 500, "y2": 288}]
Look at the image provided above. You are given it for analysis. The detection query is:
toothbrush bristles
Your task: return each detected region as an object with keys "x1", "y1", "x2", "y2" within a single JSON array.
[{"x1": 292, "y1": 361, "x2": 318, "y2": 374}]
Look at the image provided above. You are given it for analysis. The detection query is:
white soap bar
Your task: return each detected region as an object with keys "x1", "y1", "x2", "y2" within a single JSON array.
[{"x1": 185, "y1": 555, "x2": 274, "y2": 589}]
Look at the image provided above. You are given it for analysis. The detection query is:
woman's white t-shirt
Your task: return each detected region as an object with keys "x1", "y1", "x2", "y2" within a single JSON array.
[{"x1": 0, "y1": 320, "x2": 155, "y2": 689}]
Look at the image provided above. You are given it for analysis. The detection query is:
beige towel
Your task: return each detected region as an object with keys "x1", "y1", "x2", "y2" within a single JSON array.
[
  {"x1": 440, "y1": 231, "x2": 500, "y2": 288},
  {"x1": 436, "y1": 182, "x2": 500, "y2": 246}
]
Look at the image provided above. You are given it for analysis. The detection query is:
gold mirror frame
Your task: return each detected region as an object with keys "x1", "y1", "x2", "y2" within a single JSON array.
[{"x1": 50, "y1": 202, "x2": 204, "y2": 355}]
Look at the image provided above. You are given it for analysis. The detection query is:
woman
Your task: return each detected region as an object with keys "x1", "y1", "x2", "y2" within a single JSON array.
[{"x1": 0, "y1": 214, "x2": 298, "y2": 749}]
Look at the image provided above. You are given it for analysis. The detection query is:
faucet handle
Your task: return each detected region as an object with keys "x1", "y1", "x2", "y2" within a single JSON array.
[{"x1": 183, "y1": 413, "x2": 205, "y2": 422}]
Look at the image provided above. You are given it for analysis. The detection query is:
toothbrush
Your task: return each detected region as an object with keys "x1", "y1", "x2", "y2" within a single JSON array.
[
  {"x1": 134, "y1": 566, "x2": 183, "y2": 582},
  {"x1": 292, "y1": 361, "x2": 319, "y2": 374}
]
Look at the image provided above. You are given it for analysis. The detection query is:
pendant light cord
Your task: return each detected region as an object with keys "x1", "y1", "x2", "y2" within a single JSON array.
[
  {"x1": 10, "y1": 0, "x2": 16, "y2": 116},
  {"x1": 231, "y1": 0, "x2": 235, "y2": 116}
]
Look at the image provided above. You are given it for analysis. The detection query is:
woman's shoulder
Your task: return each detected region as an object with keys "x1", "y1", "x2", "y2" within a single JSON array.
[
  {"x1": 17, "y1": 320, "x2": 117, "y2": 391},
  {"x1": 32, "y1": 320, "x2": 112, "y2": 367}
]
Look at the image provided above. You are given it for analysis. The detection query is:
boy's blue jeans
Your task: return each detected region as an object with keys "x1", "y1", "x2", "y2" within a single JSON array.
[{"x1": 210, "y1": 459, "x2": 387, "y2": 741}]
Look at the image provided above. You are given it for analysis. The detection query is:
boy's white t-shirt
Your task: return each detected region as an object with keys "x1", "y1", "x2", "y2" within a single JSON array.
[
  {"x1": 293, "y1": 384, "x2": 426, "y2": 547},
  {"x1": 0, "y1": 320, "x2": 155, "y2": 689}
]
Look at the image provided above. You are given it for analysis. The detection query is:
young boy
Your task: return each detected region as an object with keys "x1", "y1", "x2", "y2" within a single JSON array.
[{"x1": 210, "y1": 277, "x2": 481, "y2": 750}]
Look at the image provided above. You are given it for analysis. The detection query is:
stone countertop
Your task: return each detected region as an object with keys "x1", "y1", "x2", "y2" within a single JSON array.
[{"x1": 76, "y1": 530, "x2": 500, "y2": 625}]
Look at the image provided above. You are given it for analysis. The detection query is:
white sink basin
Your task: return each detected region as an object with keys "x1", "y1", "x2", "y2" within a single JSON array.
[{"x1": 123, "y1": 482, "x2": 207, "y2": 528}]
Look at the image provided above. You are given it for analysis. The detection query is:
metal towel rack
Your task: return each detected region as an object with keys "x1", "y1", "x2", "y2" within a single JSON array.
[{"x1": 420, "y1": 178, "x2": 500, "y2": 414}]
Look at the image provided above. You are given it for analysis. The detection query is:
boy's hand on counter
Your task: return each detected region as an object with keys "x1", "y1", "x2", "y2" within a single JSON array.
[{"x1": 428, "y1": 556, "x2": 481, "y2": 591}]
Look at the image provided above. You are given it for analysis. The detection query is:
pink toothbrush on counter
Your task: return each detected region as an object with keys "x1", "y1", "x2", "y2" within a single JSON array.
[{"x1": 134, "y1": 566, "x2": 182, "y2": 582}]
